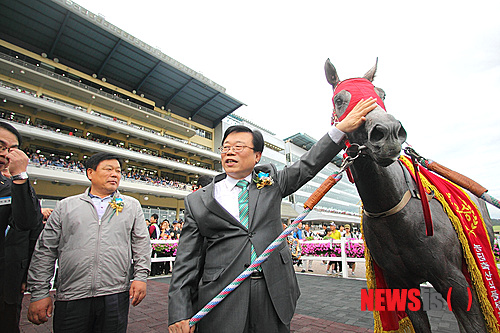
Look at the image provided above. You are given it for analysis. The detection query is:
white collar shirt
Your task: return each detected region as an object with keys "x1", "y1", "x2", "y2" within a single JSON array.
[{"x1": 214, "y1": 174, "x2": 253, "y2": 222}]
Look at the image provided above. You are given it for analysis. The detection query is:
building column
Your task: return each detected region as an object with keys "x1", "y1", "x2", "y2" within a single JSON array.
[{"x1": 176, "y1": 199, "x2": 183, "y2": 220}]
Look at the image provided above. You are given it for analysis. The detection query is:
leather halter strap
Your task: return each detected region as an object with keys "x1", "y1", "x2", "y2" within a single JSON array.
[{"x1": 364, "y1": 190, "x2": 412, "y2": 218}]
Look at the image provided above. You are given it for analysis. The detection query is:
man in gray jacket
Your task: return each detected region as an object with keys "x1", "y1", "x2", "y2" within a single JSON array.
[{"x1": 27, "y1": 152, "x2": 151, "y2": 332}]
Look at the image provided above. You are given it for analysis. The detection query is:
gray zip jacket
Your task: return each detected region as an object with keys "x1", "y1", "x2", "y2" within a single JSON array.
[{"x1": 27, "y1": 189, "x2": 151, "y2": 302}]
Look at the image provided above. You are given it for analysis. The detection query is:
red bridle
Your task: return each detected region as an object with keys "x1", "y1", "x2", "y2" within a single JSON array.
[
  {"x1": 331, "y1": 78, "x2": 386, "y2": 124},
  {"x1": 331, "y1": 78, "x2": 386, "y2": 183}
]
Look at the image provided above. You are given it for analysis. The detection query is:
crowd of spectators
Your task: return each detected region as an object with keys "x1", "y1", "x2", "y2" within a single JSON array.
[
  {"x1": 314, "y1": 205, "x2": 360, "y2": 217},
  {"x1": 26, "y1": 150, "x2": 195, "y2": 192},
  {"x1": 1, "y1": 110, "x2": 214, "y2": 170},
  {"x1": 28, "y1": 151, "x2": 85, "y2": 172},
  {"x1": 148, "y1": 216, "x2": 184, "y2": 276},
  {"x1": 0, "y1": 80, "x2": 212, "y2": 150},
  {"x1": 124, "y1": 169, "x2": 193, "y2": 191}
]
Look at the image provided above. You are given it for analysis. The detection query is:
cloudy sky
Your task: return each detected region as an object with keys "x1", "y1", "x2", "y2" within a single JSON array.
[{"x1": 76, "y1": 0, "x2": 500, "y2": 218}]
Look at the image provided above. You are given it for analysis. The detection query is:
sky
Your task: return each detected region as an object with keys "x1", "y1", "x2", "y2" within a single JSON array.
[{"x1": 75, "y1": 0, "x2": 500, "y2": 218}]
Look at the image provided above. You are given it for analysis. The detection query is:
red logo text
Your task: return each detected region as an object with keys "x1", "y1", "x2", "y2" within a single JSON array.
[{"x1": 360, "y1": 287, "x2": 471, "y2": 312}]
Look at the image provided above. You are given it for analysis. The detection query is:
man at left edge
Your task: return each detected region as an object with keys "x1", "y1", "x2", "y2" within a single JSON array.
[{"x1": 0, "y1": 121, "x2": 43, "y2": 332}]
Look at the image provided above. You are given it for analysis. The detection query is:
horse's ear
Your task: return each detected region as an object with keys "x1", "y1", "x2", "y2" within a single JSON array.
[
  {"x1": 363, "y1": 57, "x2": 378, "y2": 82},
  {"x1": 324, "y1": 58, "x2": 340, "y2": 88}
]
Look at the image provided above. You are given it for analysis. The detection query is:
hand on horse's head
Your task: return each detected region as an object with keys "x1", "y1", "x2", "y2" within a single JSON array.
[{"x1": 336, "y1": 97, "x2": 377, "y2": 133}]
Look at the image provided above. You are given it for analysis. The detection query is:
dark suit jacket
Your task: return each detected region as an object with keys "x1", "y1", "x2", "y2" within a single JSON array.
[
  {"x1": 4, "y1": 224, "x2": 43, "y2": 305},
  {"x1": 0, "y1": 175, "x2": 42, "y2": 307},
  {"x1": 168, "y1": 133, "x2": 343, "y2": 332}
]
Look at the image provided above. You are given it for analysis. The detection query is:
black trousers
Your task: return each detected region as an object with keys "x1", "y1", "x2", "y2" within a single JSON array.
[
  {"x1": 0, "y1": 301, "x2": 22, "y2": 333},
  {"x1": 245, "y1": 277, "x2": 290, "y2": 333},
  {"x1": 53, "y1": 291, "x2": 129, "y2": 333}
]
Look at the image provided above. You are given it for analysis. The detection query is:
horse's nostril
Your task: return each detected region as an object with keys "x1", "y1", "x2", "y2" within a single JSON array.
[{"x1": 369, "y1": 125, "x2": 385, "y2": 143}]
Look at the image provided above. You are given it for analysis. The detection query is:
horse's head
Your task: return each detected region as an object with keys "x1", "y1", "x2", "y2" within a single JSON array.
[{"x1": 324, "y1": 58, "x2": 407, "y2": 167}]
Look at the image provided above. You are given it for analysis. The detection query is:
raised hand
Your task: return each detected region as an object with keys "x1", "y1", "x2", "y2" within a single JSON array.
[{"x1": 336, "y1": 97, "x2": 377, "y2": 133}]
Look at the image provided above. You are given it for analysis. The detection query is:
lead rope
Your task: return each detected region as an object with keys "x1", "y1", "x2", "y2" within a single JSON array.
[
  {"x1": 189, "y1": 150, "x2": 362, "y2": 327},
  {"x1": 404, "y1": 146, "x2": 500, "y2": 210}
]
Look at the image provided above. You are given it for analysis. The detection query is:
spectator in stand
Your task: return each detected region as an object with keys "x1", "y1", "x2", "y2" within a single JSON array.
[
  {"x1": 0, "y1": 122, "x2": 44, "y2": 333},
  {"x1": 149, "y1": 214, "x2": 160, "y2": 239},
  {"x1": 292, "y1": 222, "x2": 304, "y2": 271},
  {"x1": 170, "y1": 221, "x2": 181, "y2": 240},
  {"x1": 326, "y1": 222, "x2": 341, "y2": 239},
  {"x1": 160, "y1": 220, "x2": 171, "y2": 239},
  {"x1": 339, "y1": 224, "x2": 346, "y2": 237},
  {"x1": 354, "y1": 229, "x2": 361, "y2": 239},
  {"x1": 149, "y1": 214, "x2": 162, "y2": 276},
  {"x1": 301, "y1": 223, "x2": 315, "y2": 273},
  {"x1": 344, "y1": 224, "x2": 357, "y2": 276},
  {"x1": 27, "y1": 152, "x2": 151, "y2": 331},
  {"x1": 319, "y1": 224, "x2": 328, "y2": 238},
  {"x1": 31, "y1": 153, "x2": 40, "y2": 164},
  {"x1": 325, "y1": 222, "x2": 341, "y2": 275},
  {"x1": 292, "y1": 222, "x2": 303, "y2": 240},
  {"x1": 159, "y1": 220, "x2": 172, "y2": 275}
]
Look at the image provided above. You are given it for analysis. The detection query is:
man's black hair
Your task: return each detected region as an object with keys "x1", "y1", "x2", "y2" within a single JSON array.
[
  {"x1": 151, "y1": 213, "x2": 159, "y2": 221},
  {"x1": 221, "y1": 125, "x2": 264, "y2": 153},
  {"x1": 85, "y1": 152, "x2": 122, "y2": 179},
  {"x1": 0, "y1": 121, "x2": 22, "y2": 146}
]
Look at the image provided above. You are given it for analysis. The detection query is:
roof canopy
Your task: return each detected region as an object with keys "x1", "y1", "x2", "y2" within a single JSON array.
[
  {"x1": 284, "y1": 132, "x2": 318, "y2": 150},
  {"x1": 285, "y1": 132, "x2": 343, "y2": 166},
  {"x1": 0, "y1": 0, "x2": 245, "y2": 128}
]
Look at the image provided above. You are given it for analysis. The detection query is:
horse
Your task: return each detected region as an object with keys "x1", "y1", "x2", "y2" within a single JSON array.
[{"x1": 324, "y1": 58, "x2": 494, "y2": 333}]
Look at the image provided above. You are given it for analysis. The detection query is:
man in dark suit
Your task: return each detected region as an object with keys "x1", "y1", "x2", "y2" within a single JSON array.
[
  {"x1": 168, "y1": 99, "x2": 377, "y2": 333},
  {"x1": 0, "y1": 121, "x2": 43, "y2": 332},
  {"x1": 4, "y1": 222, "x2": 43, "y2": 332}
]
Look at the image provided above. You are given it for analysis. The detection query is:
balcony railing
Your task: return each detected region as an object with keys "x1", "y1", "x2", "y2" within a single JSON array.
[{"x1": 0, "y1": 52, "x2": 198, "y2": 130}]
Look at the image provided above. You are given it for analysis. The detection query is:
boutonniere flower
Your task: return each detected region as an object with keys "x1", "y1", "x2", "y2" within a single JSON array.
[
  {"x1": 253, "y1": 171, "x2": 274, "y2": 189},
  {"x1": 109, "y1": 197, "x2": 124, "y2": 215}
]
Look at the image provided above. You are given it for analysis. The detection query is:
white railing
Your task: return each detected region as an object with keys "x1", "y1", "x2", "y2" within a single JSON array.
[
  {"x1": 151, "y1": 239, "x2": 179, "y2": 263},
  {"x1": 150, "y1": 238, "x2": 366, "y2": 279},
  {"x1": 299, "y1": 238, "x2": 366, "y2": 278}
]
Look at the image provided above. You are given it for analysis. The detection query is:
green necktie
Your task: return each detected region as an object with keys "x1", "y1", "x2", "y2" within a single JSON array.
[{"x1": 236, "y1": 180, "x2": 260, "y2": 271}]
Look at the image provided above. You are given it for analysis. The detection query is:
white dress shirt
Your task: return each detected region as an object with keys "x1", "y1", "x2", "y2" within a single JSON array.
[
  {"x1": 214, "y1": 174, "x2": 253, "y2": 222},
  {"x1": 328, "y1": 125, "x2": 346, "y2": 145}
]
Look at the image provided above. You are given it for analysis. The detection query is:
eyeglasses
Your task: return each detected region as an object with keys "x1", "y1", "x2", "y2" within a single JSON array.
[
  {"x1": 0, "y1": 142, "x2": 18, "y2": 153},
  {"x1": 218, "y1": 144, "x2": 254, "y2": 154}
]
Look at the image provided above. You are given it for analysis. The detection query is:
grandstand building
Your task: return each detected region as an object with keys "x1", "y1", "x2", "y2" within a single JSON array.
[{"x1": 0, "y1": 0, "x2": 361, "y2": 225}]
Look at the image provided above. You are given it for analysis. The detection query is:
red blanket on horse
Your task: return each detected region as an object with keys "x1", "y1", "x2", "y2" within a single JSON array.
[{"x1": 363, "y1": 156, "x2": 500, "y2": 332}]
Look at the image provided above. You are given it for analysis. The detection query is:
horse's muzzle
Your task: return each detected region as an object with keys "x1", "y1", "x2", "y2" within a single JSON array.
[{"x1": 365, "y1": 111, "x2": 407, "y2": 167}]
